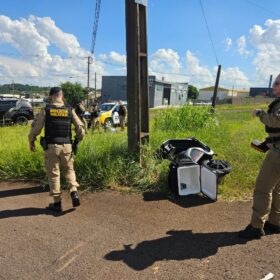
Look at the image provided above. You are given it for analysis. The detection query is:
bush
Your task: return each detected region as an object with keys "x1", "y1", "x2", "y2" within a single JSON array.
[{"x1": 153, "y1": 105, "x2": 217, "y2": 131}]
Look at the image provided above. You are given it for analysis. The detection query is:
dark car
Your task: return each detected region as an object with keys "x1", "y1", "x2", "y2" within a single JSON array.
[
  {"x1": 0, "y1": 98, "x2": 18, "y2": 120},
  {"x1": 3, "y1": 99, "x2": 34, "y2": 125}
]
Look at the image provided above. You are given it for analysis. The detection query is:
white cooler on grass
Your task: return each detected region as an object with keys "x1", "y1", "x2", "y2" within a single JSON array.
[
  {"x1": 164, "y1": 138, "x2": 232, "y2": 202},
  {"x1": 177, "y1": 164, "x2": 218, "y2": 201}
]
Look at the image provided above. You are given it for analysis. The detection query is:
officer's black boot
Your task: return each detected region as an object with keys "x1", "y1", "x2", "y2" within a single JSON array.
[
  {"x1": 71, "y1": 191, "x2": 80, "y2": 207},
  {"x1": 238, "y1": 224, "x2": 265, "y2": 239},
  {"x1": 47, "y1": 201, "x2": 62, "y2": 213},
  {"x1": 264, "y1": 221, "x2": 280, "y2": 234}
]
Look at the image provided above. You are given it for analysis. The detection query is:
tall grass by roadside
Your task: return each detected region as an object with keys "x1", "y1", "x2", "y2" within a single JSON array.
[
  {"x1": 0, "y1": 104, "x2": 268, "y2": 200},
  {"x1": 0, "y1": 128, "x2": 168, "y2": 192},
  {"x1": 154, "y1": 105, "x2": 217, "y2": 131}
]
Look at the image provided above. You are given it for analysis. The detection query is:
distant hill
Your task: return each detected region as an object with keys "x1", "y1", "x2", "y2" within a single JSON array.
[
  {"x1": 0, "y1": 84, "x2": 99, "y2": 96},
  {"x1": 0, "y1": 84, "x2": 50, "y2": 95}
]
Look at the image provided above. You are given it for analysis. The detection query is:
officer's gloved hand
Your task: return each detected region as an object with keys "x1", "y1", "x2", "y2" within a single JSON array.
[
  {"x1": 253, "y1": 109, "x2": 263, "y2": 117},
  {"x1": 72, "y1": 139, "x2": 79, "y2": 155}
]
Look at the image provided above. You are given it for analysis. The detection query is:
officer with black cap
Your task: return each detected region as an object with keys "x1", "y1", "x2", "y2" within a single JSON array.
[{"x1": 28, "y1": 87, "x2": 85, "y2": 212}]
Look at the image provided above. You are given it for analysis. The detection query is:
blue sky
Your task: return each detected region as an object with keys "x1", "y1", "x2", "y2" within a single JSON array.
[{"x1": 0, "y1": 0, "x2": 280, "y2": 88}]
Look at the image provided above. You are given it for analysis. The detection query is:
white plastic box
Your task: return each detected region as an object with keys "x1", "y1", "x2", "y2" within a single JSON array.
[{"x1": 177, "y1": 164, "x2": 218, "y2": 201}]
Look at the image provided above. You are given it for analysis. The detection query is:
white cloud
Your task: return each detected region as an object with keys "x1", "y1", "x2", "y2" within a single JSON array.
[
  {"x1": 220, "y1": 67, "x2": 250, "y2": 88},
  {"x1": 0, "y1": 14, "x2": 253, "y2": 90},
  {"x1": 237, "y1": 35, "x2": 251, "y2": 57},
  {"x1": 150, "y1": 48, "x2": 182, "y2": 74},
  {"x1": 249, "y1": 19, "x2": 280, "y2": 82},
  {"x1": 225, "y1": 37, "x2": 232, "y2": 51},
  {"x1": 33, "y1": 16, "x2": 86, "y2": 58},
  {"x1": 185, "y1": 51, "x2": 250, "y2": 89},
  {"x1": 0, "y1": 15, "x2": 104, "y2": 86},
  {"x1": 148, "y1": 49, "x2": 250, "y2": 89},
  {"x1": 0, "y1": 55, "x2": 40, "y2": 79},
  {"x1": 99, "y1": 51, "x2": 126, "y2": 65},
  {"x1": 186, "y1": 51, "x2": 214, "y2": 87}
]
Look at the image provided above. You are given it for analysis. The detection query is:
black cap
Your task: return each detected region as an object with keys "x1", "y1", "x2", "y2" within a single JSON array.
[{"x1": 49, "y1": 87, "x2": 62, "y2": 96}]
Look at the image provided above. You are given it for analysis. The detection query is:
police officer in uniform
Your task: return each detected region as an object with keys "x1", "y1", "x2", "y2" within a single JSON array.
[
  {"x1": 118, "y1": 101, "x2": 127, "y2": 132},
  {"x1": 75, "y1": 100, "x2": 88, "y2": 134},
  {"x1": 28, "y1": 87, "x2": 85, "y2": 212},
  {"x1": 90, "y1": 103, "x2": 100, "y2": 133},
  {"x1": 239, "y1": 74, "x2": 280, "y2": 238}
]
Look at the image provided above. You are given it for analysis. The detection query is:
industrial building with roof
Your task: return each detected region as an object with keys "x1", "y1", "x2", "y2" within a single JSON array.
[
  {"x1": 249, "y1": 87, "x2": 274, "y2": 97},
  {"x1": 101, "y1": 76, "x2": 188, "y2": 108},
  {"x1": 199, "y1": 86, "x2": 249, "y2": 101}
]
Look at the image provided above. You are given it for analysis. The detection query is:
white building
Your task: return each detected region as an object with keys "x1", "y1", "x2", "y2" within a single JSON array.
[{"x1": 199, "y1": 86, "x2": 249, "y2": 101}]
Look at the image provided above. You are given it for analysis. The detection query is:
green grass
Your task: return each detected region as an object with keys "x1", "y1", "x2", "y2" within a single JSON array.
[
  {"x1": 154, "y1": 106, "x2": 217, "y2": 131},
  {"x1": 216, "y1": 103, "x2": 269, "y2": 111},
  {"x1": 0, "y1": 105, "x2": 268, "y2": 200}
]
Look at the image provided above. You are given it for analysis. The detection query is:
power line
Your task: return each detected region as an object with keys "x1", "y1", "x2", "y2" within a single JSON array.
[
  {"x1": 244, "y1": 0, "x2": 280, "y2": 18},
  {"x1": 199, "y1": 0, "x2": 219, "y2": 65},
  {"x1": 149, "y1": 69, "x2": 267, "y2": 84},
  {"x1": 91, "y1": 0, "x2": 102, "y2": 55}
]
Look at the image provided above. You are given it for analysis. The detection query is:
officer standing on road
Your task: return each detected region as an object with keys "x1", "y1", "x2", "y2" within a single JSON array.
[
  {"x1": 28, "y1": 87, "x2": 85, "y2": 212},
  {"x1": 239, "y1": 74, "x2": 280, "y2": 239}
]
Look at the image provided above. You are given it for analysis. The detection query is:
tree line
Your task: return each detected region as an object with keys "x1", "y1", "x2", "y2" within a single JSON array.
[{"x1": 0, "y1": 83, "x2": 49, "y2": 94}]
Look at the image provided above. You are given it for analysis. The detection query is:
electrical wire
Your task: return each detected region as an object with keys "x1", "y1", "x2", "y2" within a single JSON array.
[
  {"x1": 244, "y1": 0, "x2": 280, "y2": 18},
  {"x1": 199, "y1": 0, "x2": 219, "y2": 65},
  {"x1": 91, "y1": 0, "x2": 102, "y2": 55}
]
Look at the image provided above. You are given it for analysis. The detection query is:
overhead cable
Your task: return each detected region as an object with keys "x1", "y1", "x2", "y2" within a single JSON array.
[{"x1": 199, "y1": 0, "x2": 219, "y2": 65}]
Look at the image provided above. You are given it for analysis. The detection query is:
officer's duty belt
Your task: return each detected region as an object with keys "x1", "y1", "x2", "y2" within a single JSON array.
[{"x1": 266, "y1": 137, "x2": 280, "y2": 143}]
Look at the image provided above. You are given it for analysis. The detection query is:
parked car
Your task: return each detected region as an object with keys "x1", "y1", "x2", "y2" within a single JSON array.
[
  {"x1": 193, "y1": 100, "x2": 212, "y2": 106},
  {"x1": 4, "y1": 99, "x2": 34, "y2": 125},
  {"x1": 98, "y1": 102, "x2": 127, "y2": 127},
  {"x1": 0, "y1": 98, "x2": 18, "y2": 121}
]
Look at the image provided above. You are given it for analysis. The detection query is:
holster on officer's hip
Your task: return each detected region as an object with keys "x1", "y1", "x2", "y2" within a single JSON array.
[{"x1": 40, "y1": 137, "x2": 48, "y2": 151}]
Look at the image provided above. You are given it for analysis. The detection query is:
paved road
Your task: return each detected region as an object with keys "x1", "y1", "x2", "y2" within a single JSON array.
[{"x1": 0, "y1": 182, "x2": 279, "y2": 280}]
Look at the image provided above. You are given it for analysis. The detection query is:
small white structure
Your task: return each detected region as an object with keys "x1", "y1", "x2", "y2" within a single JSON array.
[
  {"x1": 199, "y1": 86, "x2": 249, "y2": 101},
  {"x1": 0, "y1": 94, "x2": 21, "y2": 99}
]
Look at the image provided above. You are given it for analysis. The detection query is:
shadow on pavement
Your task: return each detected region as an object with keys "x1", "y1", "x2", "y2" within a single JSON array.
[
  {"x1": 0, "y1": 207, "x2": 75, "y2": 219},
  {"x1": 104, "y1": 230, "x2": 248, "y2": 270},
  {"x1": 143, "y1": 192, "x2": 213, "y2": 208},
  {"x1": 0, "y1": 185, "x2": 49, "y2": 198}
]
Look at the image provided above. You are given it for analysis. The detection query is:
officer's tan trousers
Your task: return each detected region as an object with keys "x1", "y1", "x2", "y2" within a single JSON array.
[
  {"x1": 81, "y1": 117, "x2": 88, "y2": 134},
  {"x1": 119, "y1": 116, "x2": 126, "y2": 131},
  {"x1": 251, "y1": 149, "x2": 280, "y2": 228},
  {"x1": 91, "y1": 117, "x2": 100, "y2": 133},
  {"x1": 44, "y1": 144, "x2": 79, "y2": 202}
]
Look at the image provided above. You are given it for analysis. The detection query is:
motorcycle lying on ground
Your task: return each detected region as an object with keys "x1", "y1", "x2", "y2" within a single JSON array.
[{"x1": 159, "y1": 137, "x2": 232, "y2": 201}]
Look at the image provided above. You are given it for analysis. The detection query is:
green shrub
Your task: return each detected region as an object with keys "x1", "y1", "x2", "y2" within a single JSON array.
[{"x1": 153, "y1": 105, "x2": 217, "y2": 131}]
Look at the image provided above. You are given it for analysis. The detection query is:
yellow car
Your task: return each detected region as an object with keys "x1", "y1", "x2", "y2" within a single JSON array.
[{"x1": 98, "y1": 102, "x2": 127, "y2": 127}]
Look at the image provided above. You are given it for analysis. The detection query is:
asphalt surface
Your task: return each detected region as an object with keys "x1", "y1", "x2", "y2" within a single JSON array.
[{"x1": 0, "y1": 182, "x2": 279, "y2": 280}]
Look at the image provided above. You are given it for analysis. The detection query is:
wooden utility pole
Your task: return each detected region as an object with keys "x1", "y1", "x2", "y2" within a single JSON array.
[
  {"x1": 125, "y1": 0, "x2": 149, "y2": 157},
  {"x1": 95, "y1": 72, "x2": 97, "y2": 99},
  {"x1": 87, "y1": 56, "x2": 92, "y2": 106},
  {"x1": 12, "y1": 80, "x2": 15, "y2": 97},
  {"x1": 268, "y1": 74, "x2": 273, "y2": 97},
  {"x1": 212, "y1": 65, "x2": 221, "y2": 108}
]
